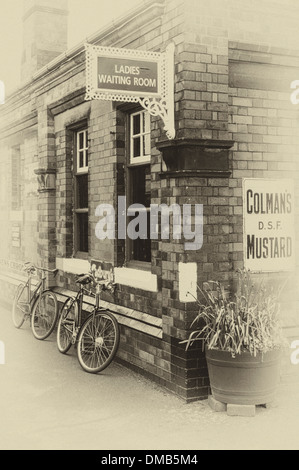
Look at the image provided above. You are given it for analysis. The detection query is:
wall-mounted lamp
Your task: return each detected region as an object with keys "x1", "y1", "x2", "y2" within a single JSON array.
[{"x1": 34, "y1": 168, "x2": 57, "y2": 192}]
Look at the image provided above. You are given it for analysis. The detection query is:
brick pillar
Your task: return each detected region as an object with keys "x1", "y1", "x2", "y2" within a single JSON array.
[
  {"x1": 55, "y1": 128, "x2": 73, "y2": 259},
  {"x1": 35, "y1": 107, "x2": 57, "y2": 284},
  {"x1": 156, "y1": 0, "x2": 234, "y2": 401},
  {"x1": 175, "y1": 0, "x2": 230, "y2": 141}
]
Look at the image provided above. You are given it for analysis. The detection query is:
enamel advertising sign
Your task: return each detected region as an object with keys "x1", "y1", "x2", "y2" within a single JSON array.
[{"x1": 243, "y1": 178, "x2": 295, "y2": 272}]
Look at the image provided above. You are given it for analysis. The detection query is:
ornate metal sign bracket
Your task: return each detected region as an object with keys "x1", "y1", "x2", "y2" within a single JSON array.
[
  {"x1": 85, "y1": 42, "x2": 175, "y2": 140},
  {"x1": 138, "y1": 43, "x2": 175, "y2": 140}
]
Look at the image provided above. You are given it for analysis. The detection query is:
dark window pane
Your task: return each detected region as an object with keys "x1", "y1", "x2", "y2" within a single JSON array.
[
  {"x1": 129, "y1": 165, "x2": 151, "y2": 262},
  {"x1": 133, "y1": 114, "x2": 140, "y2": 135},
  {"x1": 131, "y1": 165, "x2": 150, "y2": 207},
  {"x1": 132, "y1": 211, "x2": 151, "y2": 262},
  {"x1": 133, "y1": 137, "x2": 140, "y2": 158},
  {"x1": 86, "y1": 150, "x2": 88, "y2": 167},
  {"x1": 79, "y1": 151, "x2": 84, "y2": 168},
  {"x1": 79, "y1": 132, "x2": 84, "y2": 149},
  {"x1": 77, "y1": 213, "x2": 88, "y2": 252},
  {"x1": 77, "y1": 174, "x2": 88, "y2": 208}
]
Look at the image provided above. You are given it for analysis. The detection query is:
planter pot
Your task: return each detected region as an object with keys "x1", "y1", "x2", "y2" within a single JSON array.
[{"x1": 205, "y1": 348, "x2": 281, "y2": 406}]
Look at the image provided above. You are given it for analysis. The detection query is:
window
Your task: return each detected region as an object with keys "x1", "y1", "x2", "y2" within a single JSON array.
[
  {"x1": 76, "y1": 130, "x2": 88, "y2": 173},
  {"x1": 130, "y1": 110, "x2": 151, "y2": 165},
  {"x1": 127, "y1": 110, "x2": 151, "y2": 264},
  {"x1": 74, "y1": 129, "x2": 89, "y2": 255},
  {"x1": 11, "y1": 146, "x2": 21, "y2": 211}
]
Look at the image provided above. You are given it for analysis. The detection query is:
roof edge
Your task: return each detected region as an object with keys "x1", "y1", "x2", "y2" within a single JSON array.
[{"x1": 6, "y1": 0, "x2": 165, "y2": 100}]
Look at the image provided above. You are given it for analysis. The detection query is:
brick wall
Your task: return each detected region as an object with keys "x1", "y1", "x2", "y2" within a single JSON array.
[
  {"x1": 228, "y1": 43, "x2": 299, "y2": 376},
  {"x1": 0, "y1": 0, "x2": 298, "y2": 400},
  {"x1": 0, "y1": 132, "x2": 39, "y2": 269}
]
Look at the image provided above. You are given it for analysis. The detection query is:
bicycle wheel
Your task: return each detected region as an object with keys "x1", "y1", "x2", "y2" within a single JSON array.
[
  {"x1": 31, "y1": 290, "x2": 58, "y2": 340},
  {"x1": 12, "y1": 283, "x2": 28, "y2": 329},
  {"x1": 77, "y1": 310, "x2": 120, "y2": 373},
  {"x1": 57, "y1": 298, "x2": 78, "y2": 354}
]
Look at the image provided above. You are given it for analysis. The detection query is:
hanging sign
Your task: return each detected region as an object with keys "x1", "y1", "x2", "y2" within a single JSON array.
[
  {"x1": 243, "y1": 178, "x2": 295, "y2": 272},
  {"x1": 97, "y1": 56, "x2": 160, "y2": 96},
  {"x1": 85, "y1": 43, "x2": 175, "y2": 139}
]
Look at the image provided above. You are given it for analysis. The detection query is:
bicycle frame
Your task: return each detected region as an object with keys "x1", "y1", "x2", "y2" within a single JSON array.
[
  {"x1": 81, "y1": 281, "x2": 105, "y2": 318},
  {"x1": 76, "y1": 283, "x2": 96, "y2": 328},
  {"x1": 62, "y1": 279, "x2": 103, "y2": 342},
  {"x1": 13, "y1": 262, "x2": 59, "y2": 340},
  {"x1": 57, "y1": 272, "x2": 119, "y2": 372},
  {"x1": 17, "y1": 268, "x2": 50, "y2": 316},
  {"x1": 18, "y1": 278, "x2": 42, "y2": 316}
]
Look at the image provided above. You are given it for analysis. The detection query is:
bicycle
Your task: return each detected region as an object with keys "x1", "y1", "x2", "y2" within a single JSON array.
[
  {"x1": 56, "y1": 272, "x2": 120, "y2": 373},
  {"x1": 12, "y1": 262, "x2": 59, "y2": 340}
]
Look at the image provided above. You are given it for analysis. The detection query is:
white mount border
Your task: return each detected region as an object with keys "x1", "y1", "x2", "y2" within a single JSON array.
[{"x1": 85, "y1": 42, "x2": 175, "y2": 140}]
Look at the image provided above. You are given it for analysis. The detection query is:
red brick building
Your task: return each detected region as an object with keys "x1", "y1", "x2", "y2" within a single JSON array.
[{"x1": 0, "y1": 0, "x2": 298, "y2": 401}]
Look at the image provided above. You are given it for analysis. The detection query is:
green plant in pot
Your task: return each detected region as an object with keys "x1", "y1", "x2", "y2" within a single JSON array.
[{"x1": 181, "y1": 269, "x2": 288, "y2": 406}]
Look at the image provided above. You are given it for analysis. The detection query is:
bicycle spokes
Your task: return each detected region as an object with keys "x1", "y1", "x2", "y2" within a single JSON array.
[
  {"x1": 77, "y1": 312, "x2": 119, "y2": 373},
  {"x1": 35, "y1": 299, "x2": 54, "y2": 326},
  {"x1": 31, "y1": 291, "x2": 58, "y2": 340},
  {"x1": 57, "y1": 299, "x2": 77, "y2": 354},
  {"x1": 84, "y1": 319, "x2": 114, "y2": 352},
  {"x1": 18, "y1": 302, "x2": 30, "y2": 317}
]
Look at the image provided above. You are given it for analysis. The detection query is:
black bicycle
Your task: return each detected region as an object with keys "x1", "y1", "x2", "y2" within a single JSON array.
[
  {"x1": 56, "y1": 272, "x2": 120, "y2": 373},
  {"x1": 12, "y1": 262, "x2": 59, "y2": 340}
]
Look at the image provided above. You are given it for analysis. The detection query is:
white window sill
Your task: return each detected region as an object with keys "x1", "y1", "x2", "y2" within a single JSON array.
[
  {"x1": 114, "y1": 267, "x2": 157, "y2": 292},
  {"x1": 56, "y1": 258, "x2": 90, "y2": 275},
  {"x1": 56, "y1": 259, "x2": 158, "y2": 292}
]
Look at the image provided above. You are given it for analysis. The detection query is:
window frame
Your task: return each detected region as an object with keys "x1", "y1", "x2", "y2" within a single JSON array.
[
  {"x1": 129, "y1": 110, "x2": 151, "y2": 166},
  {"x1": 74, "y1": 128, "x2": 89, "y2": 258},
  {"x1": 76, "y1": 129, "x2": 89, "y2": 174},
  {"x1": 126, "y1": 109, "x2": 152, "y2": 268}
]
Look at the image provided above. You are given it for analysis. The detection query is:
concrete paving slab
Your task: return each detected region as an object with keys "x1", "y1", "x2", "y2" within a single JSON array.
[{"x1": 0, "y1": 304, "x2": 299, "y2": 450}]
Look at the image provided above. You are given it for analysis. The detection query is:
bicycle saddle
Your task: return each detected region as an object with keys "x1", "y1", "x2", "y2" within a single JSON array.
[{"x1": 75, "y1": 274, "x2": 93, "y2": 285}]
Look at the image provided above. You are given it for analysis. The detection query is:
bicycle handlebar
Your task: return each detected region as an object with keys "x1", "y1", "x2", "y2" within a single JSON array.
[
  {"x1": 39, "y1": 267, "x2": 58, "y2": 275},
  {"x1": 23, "y1": 262, "x2": 58, "y2": 276}
]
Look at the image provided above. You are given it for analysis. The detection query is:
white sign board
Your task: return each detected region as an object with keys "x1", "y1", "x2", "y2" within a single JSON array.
[
  {"x1": 85, "y1": 43, "x2": 175, "y2": 139},
  {"x1": 243, "y1": 178, "x2": 295, "y2": 272}
]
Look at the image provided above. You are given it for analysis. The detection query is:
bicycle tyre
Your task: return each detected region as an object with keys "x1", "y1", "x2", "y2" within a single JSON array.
[
  {"x1": 57, "y1": 297, "x2": 78, "y2": 354},
  {"x1": 77, "y1": 310, "x2": 120, "y2": 374},
  {"x1": 31, "y1": 290, "x2": 58, "y2": 340},
  {"x1": 12, "y1": 283, "x2": 27, "y2": 329}
]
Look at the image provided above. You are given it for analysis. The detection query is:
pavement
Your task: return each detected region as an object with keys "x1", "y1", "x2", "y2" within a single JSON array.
[{"x1": 0, "y1": 303, "x2": 299, "y2": 451}]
